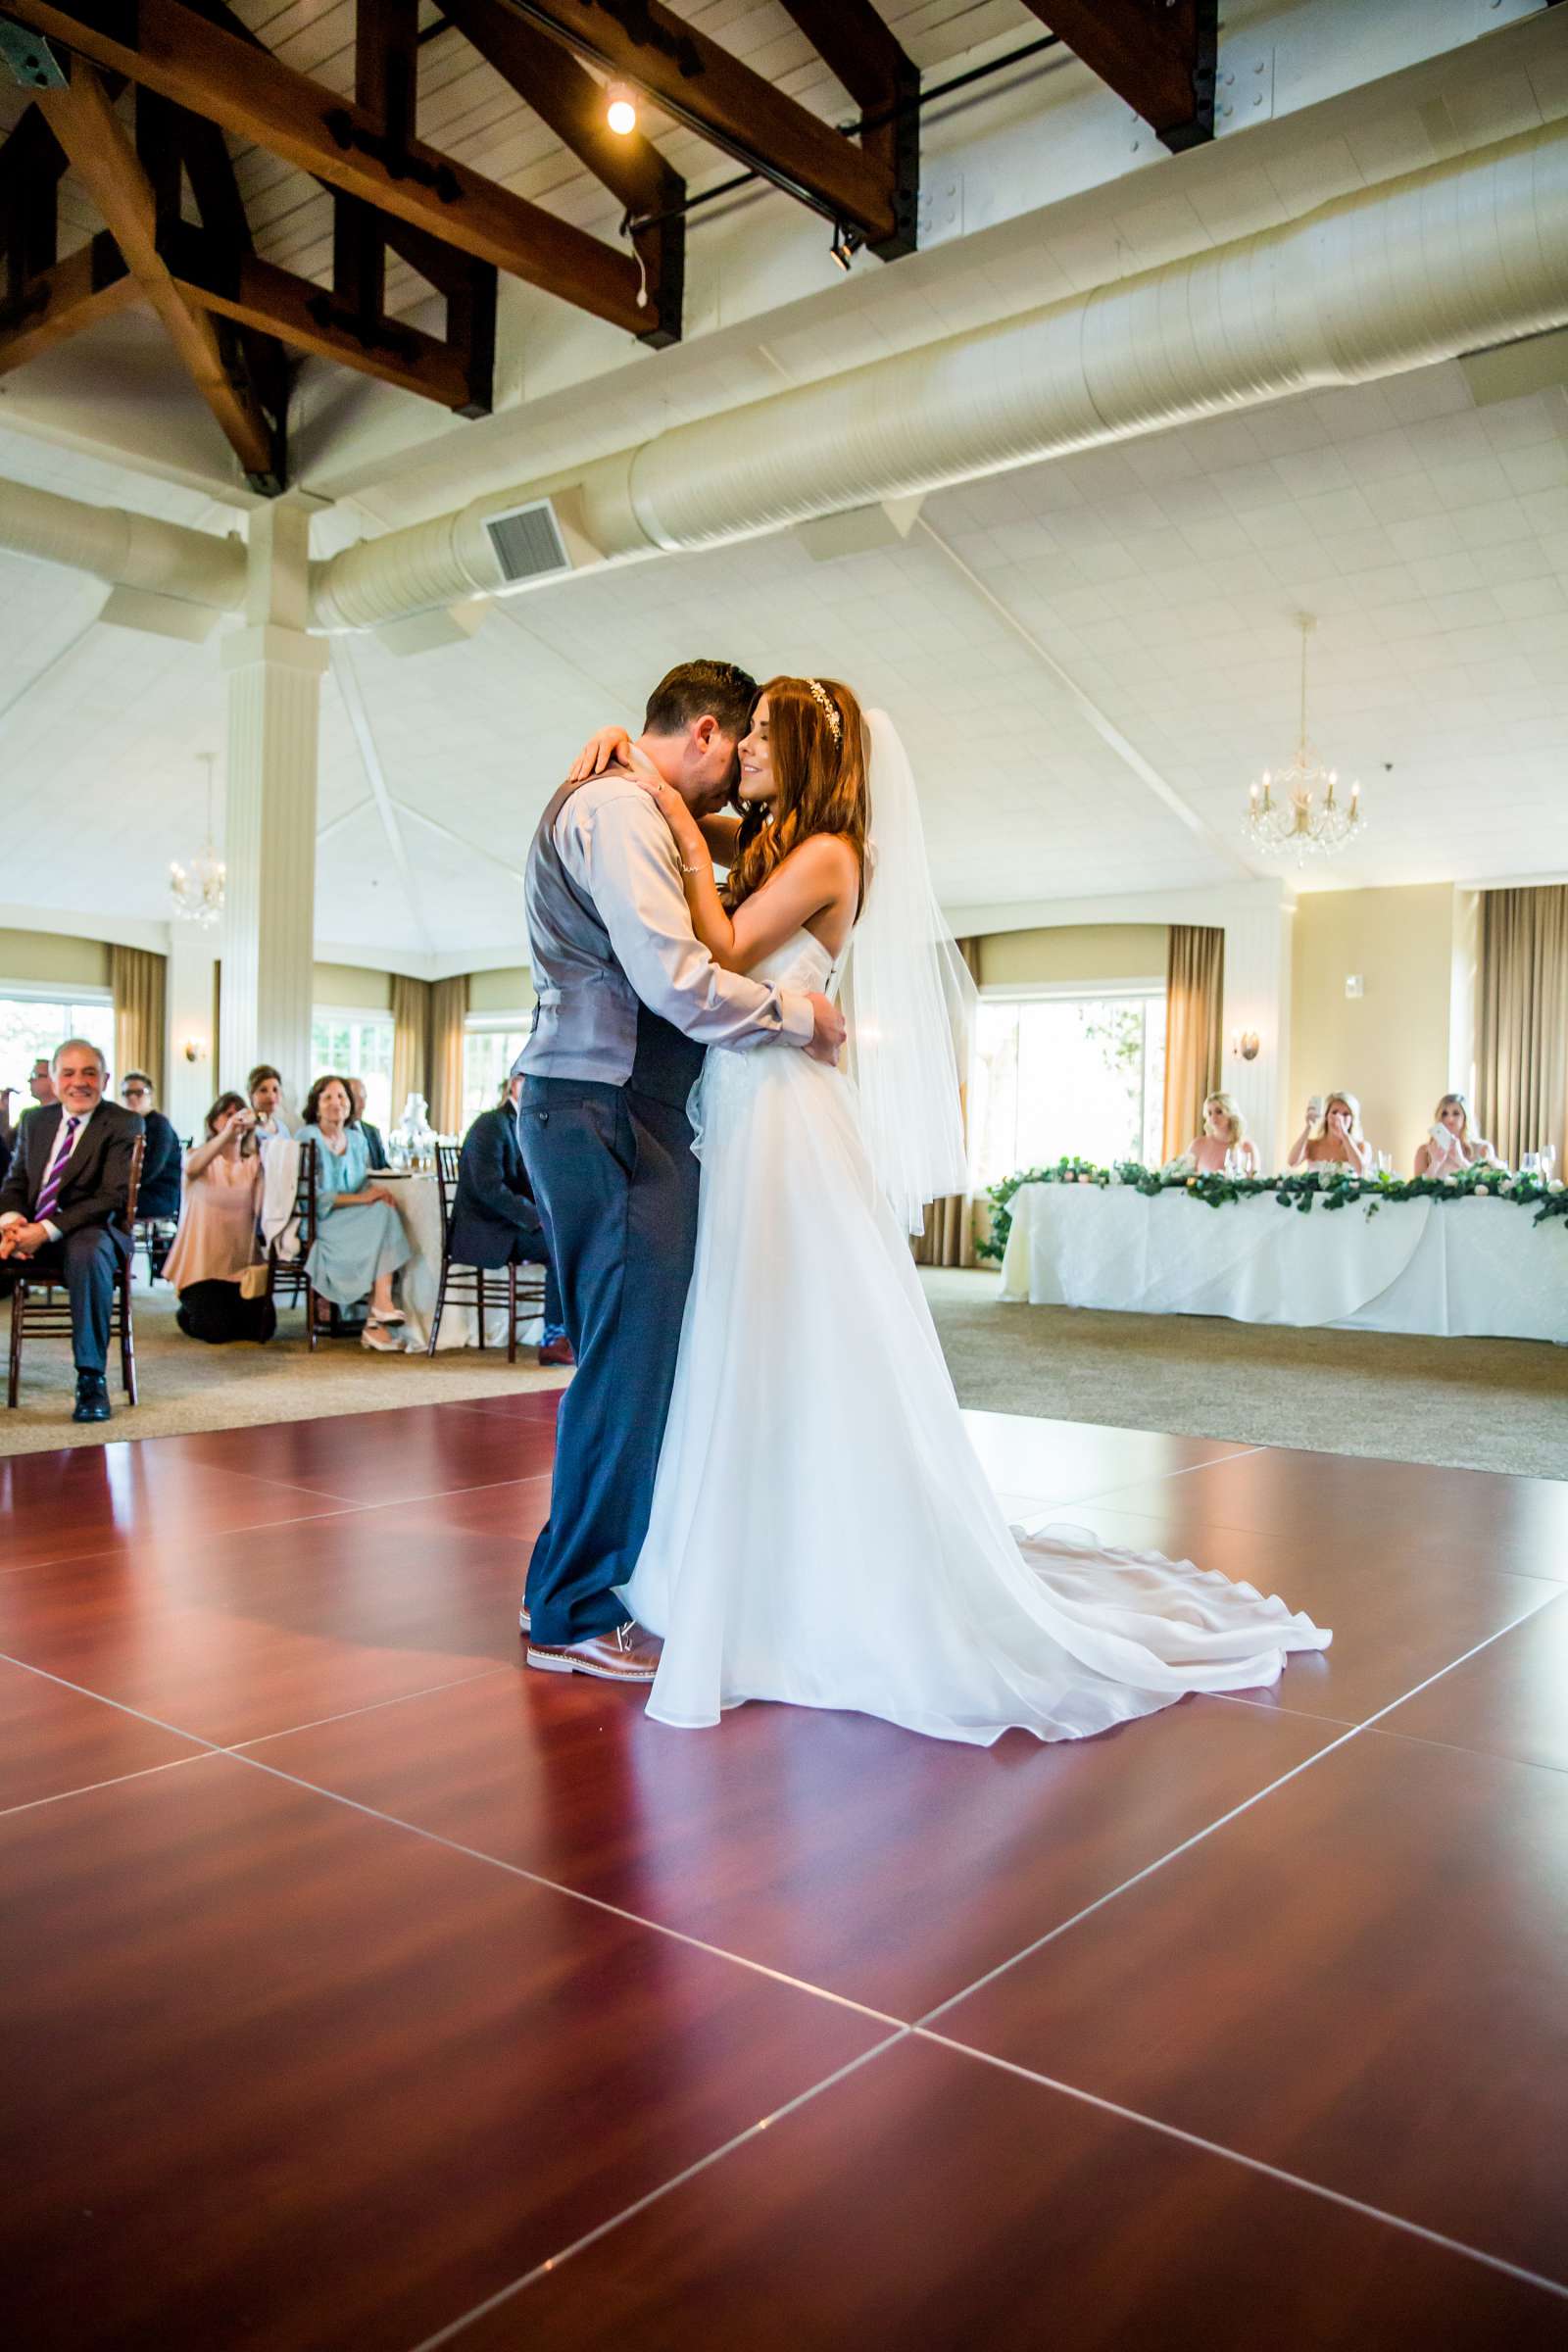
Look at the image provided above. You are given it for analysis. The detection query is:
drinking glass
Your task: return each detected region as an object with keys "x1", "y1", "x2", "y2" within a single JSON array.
[
  {"x1": 1543, "y1": 1147, "x2": 1557, "y2": 1183},
  {"x1": 1376, "y1": 1151, "x2": 1393, "y2": 1178},
  {"x1": 1522, "y1": 1152, "x2": 1539, "y2": 1180}
]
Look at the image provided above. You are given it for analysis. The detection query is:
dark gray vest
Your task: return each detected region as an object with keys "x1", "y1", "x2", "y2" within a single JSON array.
[{"x1": 517, "y1": 778, "x2": 704, "y2": 1110}]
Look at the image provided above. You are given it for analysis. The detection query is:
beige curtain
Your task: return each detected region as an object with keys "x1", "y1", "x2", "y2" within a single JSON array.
[
  {"x1": 391, "y1": 973, "x2": 431, "y2": 1119},
  {"x1": 428, "y1": 975, "x2": 469, "y2": 1136},
  {"x1": 1478, "y1": 885, "x2": 1568, "y2": 1169},
  {"x1": 110, "y1": 945, "x2": 167, "y2": 1094},
  {"x1": 912, "y1": 937, "x2": 981, "y2": 1269},
  {"x1": 1161, "y1": 924, "x2": 1224, "y2": 1163}
]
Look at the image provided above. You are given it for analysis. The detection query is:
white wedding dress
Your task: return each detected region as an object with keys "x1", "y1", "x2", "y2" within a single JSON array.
[{"x1": 620, "y1": 931, "x2": 1329, "y2": 1745}]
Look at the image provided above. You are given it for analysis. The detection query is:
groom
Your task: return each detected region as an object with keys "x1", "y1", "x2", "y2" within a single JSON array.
[{"x1": 517, "y1": 660, "x2": 846, "y2": 1683}]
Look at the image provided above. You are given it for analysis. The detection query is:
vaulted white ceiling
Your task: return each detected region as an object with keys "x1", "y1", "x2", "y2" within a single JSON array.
[{"x1": 2, "y1": 0, "x2": 1566, "y2": 959}]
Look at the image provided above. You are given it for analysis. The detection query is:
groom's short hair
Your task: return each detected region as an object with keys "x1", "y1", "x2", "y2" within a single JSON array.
[{"x1": 643, "y1": 660, "x2": 757, "y2": 742}]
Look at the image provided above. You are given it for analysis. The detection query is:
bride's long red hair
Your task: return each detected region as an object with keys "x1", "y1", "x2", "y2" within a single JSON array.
[{"x1": 724, "y1": 675, "x2": 869, "y2": 914}]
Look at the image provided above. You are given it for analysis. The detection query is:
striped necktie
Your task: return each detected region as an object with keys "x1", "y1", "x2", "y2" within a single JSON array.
[{"x1": 35, "y1": 1116, "x2": 82, "y2": 1224}]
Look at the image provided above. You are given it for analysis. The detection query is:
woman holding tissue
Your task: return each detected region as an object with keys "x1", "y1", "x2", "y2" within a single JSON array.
[{"x1": 1288, "y1": 1092, "x2": 1374, "y2": 1176}]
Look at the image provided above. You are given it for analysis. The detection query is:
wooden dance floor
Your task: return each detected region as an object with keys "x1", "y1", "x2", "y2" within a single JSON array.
[{"x1": 4, "y1": 1394, "x2": 1567, "y2": 2348}]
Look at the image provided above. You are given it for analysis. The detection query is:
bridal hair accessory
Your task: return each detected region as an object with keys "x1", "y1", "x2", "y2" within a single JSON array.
[
  {"x1": 807, "y1": 679, "x2": 842, "y2": 741},
  {"x1": 840, "y1": 710, "x2": 975, "y2": 1233}
]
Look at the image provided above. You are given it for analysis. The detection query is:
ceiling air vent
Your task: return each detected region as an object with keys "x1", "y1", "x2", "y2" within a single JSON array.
[{"x1": 482, "y1": 499, "x2": 572, "y2": 586}]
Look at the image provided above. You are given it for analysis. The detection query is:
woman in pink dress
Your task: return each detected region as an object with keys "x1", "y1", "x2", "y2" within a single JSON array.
[{"x1": 164, "y1": 1092, "x2": 274, "y2": 1344}]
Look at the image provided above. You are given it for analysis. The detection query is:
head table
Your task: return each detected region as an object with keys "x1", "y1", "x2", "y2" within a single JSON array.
[{"x1": 996, "y1": 1179, "x2": 1568, "y2": 1344}]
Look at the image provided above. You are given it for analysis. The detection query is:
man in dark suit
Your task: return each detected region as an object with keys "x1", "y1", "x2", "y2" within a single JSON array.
[
  {"x1": 452, "y1": 1075, "x2": 571, "y2": 1364},
  {"x1": 0, "y1": 1038, "x2": 142, "y2": 1422},
  {"x1": 347, "y1": 1078, "x2": 389, "y2": 1171},
  {"x1": 120, "y1": 1072, "x2": 181, "y2": 1274}
]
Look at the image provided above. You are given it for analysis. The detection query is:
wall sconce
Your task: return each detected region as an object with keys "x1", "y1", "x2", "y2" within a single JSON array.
[
  {"x1": 1231, "y1": 1030, "x2": 1260, "y2": 1062},
  {"x1": 182, "y1": 1037, "x2": 208, "y2": 1064}
]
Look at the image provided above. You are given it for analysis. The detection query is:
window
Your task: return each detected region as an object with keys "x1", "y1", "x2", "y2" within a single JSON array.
[
  {"x1": 309, "y1": 1010, "x2": 395, "y2": 1132},
  {"x1": 1, "y1": 987, "x2": 115, "y2": 1102},
  {"x1": 969, "y1": 985, "x2": 1167, "y2": 1188},
  {"x1": 462, "y1": 1019, "x2": 530, "y2": 1132}
]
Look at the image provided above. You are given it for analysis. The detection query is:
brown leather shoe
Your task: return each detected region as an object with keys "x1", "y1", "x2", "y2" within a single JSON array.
[
  {"x1": 526, "y1": 1619, "x2": 662, "y2": 1683},
  {"x1": 537, "y1": 1335, "x2": 575, "y2": 1368}
]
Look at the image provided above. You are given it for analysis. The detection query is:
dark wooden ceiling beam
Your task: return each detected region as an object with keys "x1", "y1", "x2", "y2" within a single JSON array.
[
  {"x1": 438, "y1": 0, "x2": 683, "y2": 343},
  {"x1": 1017, "y1": 0, "x2": 1217, "y2": 151},
  {"x1": 472, "y1": 0, "x2": 898, "y2": 241},
  {"x1": 175, "y1": 0, "x2": 495, "y2": 406},
  {"x1": 3, "y1": 0, "x2": 653, "y2": 333},
  {"x1": 775, "y1": 0, "x2": 918, "y2": 261},
  {"x1": 0, "y1": 229, "x2": 135, "y2": 375},
  {"x1": 160, "y1": 223, "x2": 479, "y2": 407},
  {"x1": 36, "y1": 64, "x2": 284, "y2": 486}
]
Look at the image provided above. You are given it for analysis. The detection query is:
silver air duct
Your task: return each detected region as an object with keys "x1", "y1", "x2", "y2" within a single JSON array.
[
  {"x1": 0, "y1": 477, "x2": 246, "y2": 624},
  {"x1": 312, "y1": 119, "x2": 1568, "y2": 632}
]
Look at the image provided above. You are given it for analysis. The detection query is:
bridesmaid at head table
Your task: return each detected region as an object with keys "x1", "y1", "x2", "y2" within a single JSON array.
[
  {"x1": 1185, "y1": 1091, "x2": 1258, "y2": 1177},
  {"x1": 1287, "y1": 1090, "x2": 1374, "y2": 1176},
  {"x1": 1412, "y1": 1092, "x2": 1503, "y2": 1179}
]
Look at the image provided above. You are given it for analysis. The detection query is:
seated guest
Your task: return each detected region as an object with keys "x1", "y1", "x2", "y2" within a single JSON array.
[
  {"x1": 298, "y1": 1073, "x2": 412, "y2": 1351},
  {"x1": 1184, "y1": 1091, "x2": 1258, "y2": 1177},
  {"x1": 164, "y1": 1093, "x2": 275, "y2": 1345},
  {"x1": 1, "y1": 1058, "x2": 61, "y2": 1178},
  {"x1": 1287, "y1": 1090, "x2": 1374, "y2": 1175},
  {"x1": 120, "y1": 1071, "x2": 182, "y2": 1272},
  {"x1": 248, "y1": 1064, "x2": 292, "y2": 1141},
  {"x1": 451, "y1": 1076, "x2": 573, "y2": 1366},
  {"x1": 0, "y1": 1038, "x2": 141, "y2": 1422},
  {"x1": 1413, "y1": 1092, "x2": 1502, "y2": 1179},
  {"x1": 347, "y1": 1076, "x2": 388, "y2": 1170}
]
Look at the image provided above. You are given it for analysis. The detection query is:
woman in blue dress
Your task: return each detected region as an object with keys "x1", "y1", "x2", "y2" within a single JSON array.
[{"x1": 297, "y1": 1075, "x2": 412, "y2": 1351}]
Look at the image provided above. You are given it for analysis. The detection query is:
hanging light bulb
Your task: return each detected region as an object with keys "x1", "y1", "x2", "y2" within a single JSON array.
[
  {"x1": 606, "y1": 81, "x2": 638, "y2": 136},
  {"x1": 829, "y1": 220, "x2": 862, "y2": 273}
]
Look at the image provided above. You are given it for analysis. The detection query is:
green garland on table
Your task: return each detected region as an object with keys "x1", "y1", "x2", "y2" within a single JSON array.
[{"x1": 975, "y1": 1154, "x2": 1568, "y2": 1266}]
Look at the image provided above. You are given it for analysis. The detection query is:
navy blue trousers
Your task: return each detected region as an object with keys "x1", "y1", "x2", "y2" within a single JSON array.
[
  {"x1": 517, "y1": 1077, "x2": 700, "y2": 1647},
  {"x1": 0, "y1": 1225, "x2": 122, "y2": 1372}
]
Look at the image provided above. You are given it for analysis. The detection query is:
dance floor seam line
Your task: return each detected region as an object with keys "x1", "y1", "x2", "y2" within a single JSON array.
[
  {"x1": 911, "y1": 2034, "x2": 1568, "y2": 2305},
  {"x1": 0, "y1": 1651, "x2": 516, "y2": 1817},
  {"x1": 222, "y1": 1744, "x2": 910, "y2": 2031},
  {"x1": 1356, "y1": 1718, "x2": 1568, "y2": 1781},
  {"x1": 912, "y1": 1594, "x2": 1553, "y2": 2033},
  {"x1": 402, "y1": 2030, "x2": 915, "y2": 2352},
  {"x1": 0, "y1": 1745, "x2": 217, "y2": 1821},
  {"x1": 225, "y1": 1664, "x2": 516, "y2": 1754}
]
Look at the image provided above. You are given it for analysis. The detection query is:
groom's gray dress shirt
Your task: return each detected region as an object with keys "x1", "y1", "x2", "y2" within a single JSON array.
[{"x1": 519, "y1": 772, "x2": 813, "y2": 1090}]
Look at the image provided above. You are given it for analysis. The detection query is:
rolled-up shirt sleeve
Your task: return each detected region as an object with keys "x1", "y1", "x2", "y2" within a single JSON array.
[{"x1": 568, "y1": 791, "x2": 814, "y2": 1052}]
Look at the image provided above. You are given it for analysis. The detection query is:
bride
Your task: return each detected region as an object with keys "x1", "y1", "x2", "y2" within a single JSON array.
[{"x1": 570, "y1": 679, "x2": 1328, "y2": 1745}]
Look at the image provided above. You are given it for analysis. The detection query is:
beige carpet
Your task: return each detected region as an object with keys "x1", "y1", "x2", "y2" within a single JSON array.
[
  {"x1": 0, "y1": 1283, "x2": 567, "y2": 1455},
  {"x1": 923, "y1": 1269, "x2": 1568, "y2": 1481},
  {"x1": 8, "y1": 1269, "x2": 1563, "y2": 1482}
]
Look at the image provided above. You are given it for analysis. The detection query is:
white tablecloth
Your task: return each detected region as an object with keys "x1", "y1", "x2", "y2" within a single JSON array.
[
  {"x1": 382, "y1": 1174, "x2": 539, "y2": 1352},
  {"x1": 997, "y1": 1183, "x2": 1568, "y2": 1343}
]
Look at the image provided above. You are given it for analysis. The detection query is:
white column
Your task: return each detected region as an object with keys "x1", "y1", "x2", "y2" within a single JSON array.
[
  {"x1": 1219, "y1": 885, "x2": 1295, "y2": 1173},
  {"x1": 218, "y1": 506, "x2": 327, "y2": 1098},
  {"x1": 164, "y1": 923, "x2": 219, "y2": 1143}
]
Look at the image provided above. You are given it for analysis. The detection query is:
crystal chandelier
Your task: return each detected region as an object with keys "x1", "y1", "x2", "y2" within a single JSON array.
[
  {"x1": 1246, "y1": 615, "x2": 1363, "y2": 863},
  {"x1": 170, "y1": 752, "x2": 225, "y2": 927}
]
